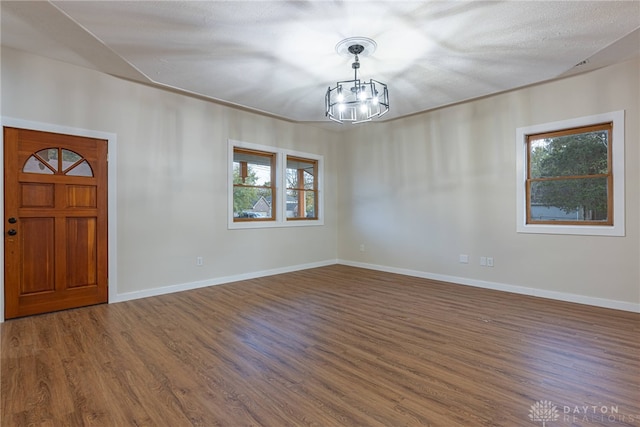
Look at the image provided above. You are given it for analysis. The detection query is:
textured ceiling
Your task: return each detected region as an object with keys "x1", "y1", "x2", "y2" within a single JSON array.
[{"x1": 2, "y1": 1, "x2": 639, "y2": 125}]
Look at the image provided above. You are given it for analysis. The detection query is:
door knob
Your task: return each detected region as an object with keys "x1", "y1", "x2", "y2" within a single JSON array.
[
  {"x1": 8, "y1": 217, "x2": 17, "y2": 224},
  {"x1": 7, "y1": 229, "x2": 17, "y2": 236}
]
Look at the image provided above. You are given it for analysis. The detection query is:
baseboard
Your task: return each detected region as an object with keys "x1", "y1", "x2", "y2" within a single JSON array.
[
  {"x1": 338, "y1": 259, "x2": 640, "y2": 313},
  {"x1": 112, "y1": 258, "x2": 639, "y2": 313},
  {"x1": 109, "y1": 259, "x2": 338, "y2": 304},
  {"x1": 8, "y1": 258, "x2": 637, "y2": 322}
]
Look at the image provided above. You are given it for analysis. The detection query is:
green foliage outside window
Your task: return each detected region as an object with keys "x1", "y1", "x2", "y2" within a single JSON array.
[
  {"x1": 232, "y1": 149, "x2": 274, "y2": 219},
  {"x1": 528, "y1": 124, "x2": 611, "y2": 223}
]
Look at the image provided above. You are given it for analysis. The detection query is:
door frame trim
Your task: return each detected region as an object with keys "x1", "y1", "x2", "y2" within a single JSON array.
[{"x1": 1, "y1": 117, "x2": 117, "y2": 322}]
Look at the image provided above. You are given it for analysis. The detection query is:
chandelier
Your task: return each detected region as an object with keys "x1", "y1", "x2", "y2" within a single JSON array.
[{"x1": 325, "y1": 37, "x2": 389, "y2": 124}]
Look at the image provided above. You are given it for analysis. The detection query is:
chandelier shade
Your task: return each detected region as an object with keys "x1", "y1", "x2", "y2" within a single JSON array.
[{"x1": 325, "y1": 41, "x2": 389, "y2": 124}]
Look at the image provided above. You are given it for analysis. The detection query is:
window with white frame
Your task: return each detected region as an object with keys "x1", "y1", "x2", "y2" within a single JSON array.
[
  {"x1": 516, "y1": 111, "x2": 624, "y2": 236},
  {"x1": 232, "y1": 148, "x2": 276, "y2": 221},
  {"x1": 228, "y1": 140, "x2": 323, "y2": 229},
  {"x1": 286, "y1": 156, "x2": 318, "y2": 220}
]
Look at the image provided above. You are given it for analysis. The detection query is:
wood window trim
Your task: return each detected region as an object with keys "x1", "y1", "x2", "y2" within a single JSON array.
[
  {"x1": 515, "y1": 110, "x2": 625, "y2": 237},
  {"x1": 232, "y1": 147, "x2": 276, "y2": 222},
  {"x1": 286, "y1": 155, "x2": 318, "y2": 221},
  {"x1": 525, "y1": 122, "x2": 613, "y2": 226}
]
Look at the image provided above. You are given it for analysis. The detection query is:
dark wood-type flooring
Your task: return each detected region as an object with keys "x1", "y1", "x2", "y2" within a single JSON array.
[{"x1": 2, "y1": 265, "x2": 639, "y2": 426}]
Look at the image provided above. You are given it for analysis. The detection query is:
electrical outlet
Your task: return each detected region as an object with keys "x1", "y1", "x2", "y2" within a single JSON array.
[
  {"x1": 480, "y1": 257, "x2": 487, "y2": 266},
  {"x1": 196, "y1": 256, "x2": 204, "y2": 266},
  {"x1": 459, "y1": 254, "x2": 469, "y2": 264},
  {"x1": 360, "y1": 244, "x2": 366, "y2": 252},
  {"x1": 487, "y1": 257, "x2": 494, "y2": 267}
]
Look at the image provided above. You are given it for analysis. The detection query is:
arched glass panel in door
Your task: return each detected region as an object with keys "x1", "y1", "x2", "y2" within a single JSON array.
[{"x1": 22, "y1": 148, "x2": 94, "y2": 177}]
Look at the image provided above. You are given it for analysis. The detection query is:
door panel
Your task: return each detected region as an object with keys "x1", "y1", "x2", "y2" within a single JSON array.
[
  {"x1": 66, "y1": 217, "x2": 98, "y2": 288},
  {"x1": 21, "y1": 217, "x2": 55, "y2": 294},
  {"x1": 21, "y1": 183, "x2": 55, "y2": 207},
  {"x1": 4, "y1": 127, "x2": 108, "y2": 318},
  {"x1": 66, "y1": 185, "x2": 97, "y2": 208}
]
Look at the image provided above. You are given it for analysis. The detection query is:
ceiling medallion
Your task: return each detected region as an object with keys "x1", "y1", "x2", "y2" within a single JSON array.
[{"x1": 325, "y1": 37, "x2": 389, "y2": 124}]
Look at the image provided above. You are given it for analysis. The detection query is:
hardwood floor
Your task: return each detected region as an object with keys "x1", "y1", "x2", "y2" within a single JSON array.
[{"x1": 2, "y1": 265, "x2": 639, "y2": 426}]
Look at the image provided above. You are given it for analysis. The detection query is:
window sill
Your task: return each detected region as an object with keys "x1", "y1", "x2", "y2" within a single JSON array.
[
  {"x1": 517, "y1": 223, "x2": 624, "y2": 237},
  {"x1": 228, "y1": 218, "x2": 324, "y2": 230}
]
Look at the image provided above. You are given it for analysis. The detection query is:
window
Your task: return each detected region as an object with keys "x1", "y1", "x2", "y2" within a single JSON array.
[
  {"x1": 527, "y1": 123, "x2": 612, "y2": 225},
  {"x1": 228, "y1": 140, "x2": 323, "y2": 229},
  {"x1": 232, "y1": 148, "x2": 276, "y2": 221},
  {"x1": 286, "y1": 156, "x2": 318, "y2": 220},
  {"x1": 516, "y1": 111, "x2": 624, "y2": 236},
  {"x1": 23, "y1": 148, "x2": 93, "y2": 177}
]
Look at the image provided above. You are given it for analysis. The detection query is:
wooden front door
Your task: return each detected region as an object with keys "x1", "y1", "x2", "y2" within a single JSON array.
[{"x1": 4, "y1": 127, "x2": 108, "y2": 319}]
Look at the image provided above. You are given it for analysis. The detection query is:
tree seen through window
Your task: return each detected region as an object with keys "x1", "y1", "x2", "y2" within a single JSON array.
[{"x1": 527, "y1": 123, "x2": 612, "y2": 225}]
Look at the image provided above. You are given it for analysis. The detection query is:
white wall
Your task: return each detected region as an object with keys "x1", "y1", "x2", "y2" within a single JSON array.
[
  {"x1": 1, "y1": 48, "x2": 339, "y2": 306},
  {"x1": 337, "y1": 58, "x2": 640, "y2": 310},
  {"x1": 2, "y1": 47, "x2": 638, "y2": 315}
]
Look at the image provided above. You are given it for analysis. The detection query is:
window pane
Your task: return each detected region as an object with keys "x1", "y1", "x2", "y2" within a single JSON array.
[
  {"x1": 303, "y1": 170, "x2": 315, "y2": 190},
  {"x1": 286, "y1": 157, "x2": 316, "y2": 190},
  {"x1": 529, "y1": 130, "x2": 608, "y2": 178},
  {"x1": 286, "y1": 168, "x2": 299, "y2": 188},
  {"x1": 66, "y1": 160, "x2": 93, "y2": 177},
  {"x1": 23, "y1": 155, "x2": 54, "y2": 174},
  {"x1": 530, "y1": 177, "x2": 608, "y2": 222},
  {"x1": 304, "y1": 191, "x2": 316, "y2": 218},
  {"x1": 233, "y1": 188, "x2": 273, "y2": 219},
  {"x1": 286, "y1": 190, "x2": 298, "y2": 218},
  {"x1": 233, "y1": 150, "x2": 273, "y2": 187},
  {"x1": 286, "y1": 189, "x2": 316, "y2": 219},
  {"x1": 36, "y1": 149, "x2": 58, "y2": 171},
  {"x1": 61, "y1": 149, "x2": 83, "y2": 171}
]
